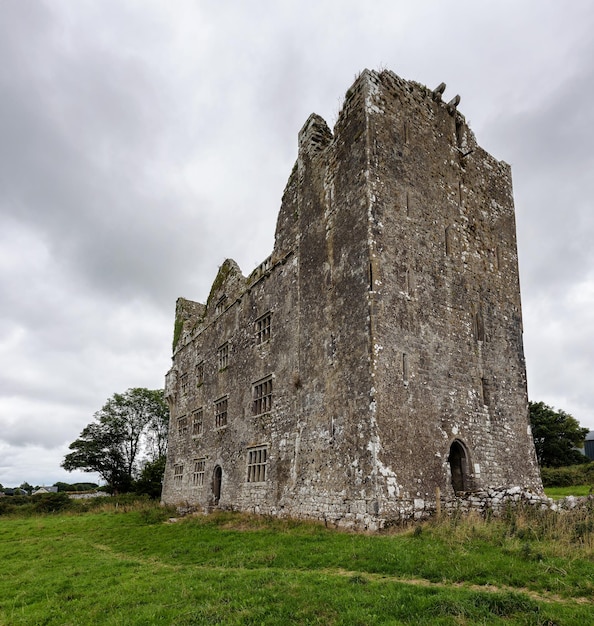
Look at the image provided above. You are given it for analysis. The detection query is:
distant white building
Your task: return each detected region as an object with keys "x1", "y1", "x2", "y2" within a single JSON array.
[{"x1": 32, "y1": 486, "x2": 59, "y2": 495}]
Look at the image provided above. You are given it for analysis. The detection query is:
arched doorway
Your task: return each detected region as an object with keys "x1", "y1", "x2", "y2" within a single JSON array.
[
  {"x1": 448, "y1": 440, "x2": 468, "y2": 493},
  {"x1": 213, "y1": 465, "x2": 222, "y2": 506}
]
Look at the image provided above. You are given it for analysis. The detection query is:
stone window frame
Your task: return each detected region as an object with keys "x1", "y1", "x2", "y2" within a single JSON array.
[
  {"x1": 215, "y1": 295, "x2": 227, "y2": 315},
  {"x1": 215, "y1": 396, "x2": 228, "y2": 429},
  {"x1": 252, "y1": 375, "x2": 273, "y2": 416},
  {"x1": 192, "y1": 408, "x2": 203, "y2": 436},
  {"x1": 473, "y1": 309, "x2": 485, "y2": 342},
  {"x1": 445, "y1": 225, "x2": 452, "y2": 256},
  {"x1": 177, "y1": 415, "x2": 188, "y2": 436},
  {"x1": 180, "y1": 373, "x2": 189, "y2": 395},
  {"x1": 192, "y1": 458, "x2": 206, "y2": 487},
  {"x1": 195, "y1": 361, "x2": 204, "y2": 387},
  {"x1": 255, "y1": 311, "x2": 272, "y2": 345},
  {"x1": 173, "y1": 464, "x2": 183, "y2": 486},
  {"x1": 246, "y1": 445, "x2": 268, "y2": 483},
  {"x1": 217, "y1": 342, "x2": 229, "y2": 371}
]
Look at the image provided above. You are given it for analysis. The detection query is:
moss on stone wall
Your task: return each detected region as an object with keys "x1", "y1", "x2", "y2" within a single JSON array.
[
  {"x1": 207, "y1": 260, "x2": 235, "y2": 307},
  {"x1": 172, "y1": 316, "x2": 184, "y2": 353}
]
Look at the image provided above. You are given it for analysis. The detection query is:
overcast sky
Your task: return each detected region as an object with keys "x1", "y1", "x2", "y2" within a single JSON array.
[{"x1": 1, "y1": 1, "x2": 593, "y2": 487}]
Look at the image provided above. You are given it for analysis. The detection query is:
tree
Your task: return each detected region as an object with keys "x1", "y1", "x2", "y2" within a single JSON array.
[
  {"x1": 62, "y1": 388, "x2": 169, "y2": 493},
  {"x1": 529, "y1": 401, "x2": 589, "y2": 467},
  {"x1": 134, "y1": 455, "x2": 167, "y2": 499}
]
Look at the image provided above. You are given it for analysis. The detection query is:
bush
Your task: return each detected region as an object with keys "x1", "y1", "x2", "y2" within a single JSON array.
[
  {"x1": 0, "y1": 493, "x2": 73, "y2": 516},
  {"x1": 541, "y1": 462, "x2": 594, "y2": 487},
  {"x1": 32, "y1": 492, "x2": 73, "y2": 513}
]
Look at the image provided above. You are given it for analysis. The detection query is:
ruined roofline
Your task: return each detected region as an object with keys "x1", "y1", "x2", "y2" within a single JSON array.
[
  {"x1": 294, "y1": 69, "x2": 509, "y2": 168},
  {"x1": 171, "y1": 249, "x2": 296, "y2": 355},
  {"x1": 172, "y1": 68, "x2": 504, "y2": 355}
]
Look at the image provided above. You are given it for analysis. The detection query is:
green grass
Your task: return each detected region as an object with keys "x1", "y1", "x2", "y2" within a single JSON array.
[
  {"x1": 545, "y1": 484, "x2": 593, "y2": 499},
  {"x1": 0, "y1": 500, "x2": 593, "y2": 625}
]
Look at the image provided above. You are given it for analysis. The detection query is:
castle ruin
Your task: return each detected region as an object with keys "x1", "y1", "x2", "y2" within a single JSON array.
[{"x1": 161, "y1": 69, "x2": 543, "y2": 528}]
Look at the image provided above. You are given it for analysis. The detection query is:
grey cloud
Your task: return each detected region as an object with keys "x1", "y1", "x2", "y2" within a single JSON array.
[{"x1": 2, "y1": 0, "x2": 594, "y2": 488}]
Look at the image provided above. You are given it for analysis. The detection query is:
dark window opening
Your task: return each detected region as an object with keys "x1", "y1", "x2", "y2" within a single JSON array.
[
  {"x1": 402, "y1": 353, "x2": 409, "y2": 384},
  {"x1": 448, "y1": 440, "x2": 469, "y2": 493},
  {"x1": 474, "y1": 310, "x2": 485, "y2": 342},
  {"x1": 180, "y1": 373, "x2": 189, "y2": 395},
  {"x1": 177, "y1": 416, "x2": 188, "y2": 436},
  {"x1": 247, "y1": 446, "x2": 268, "y2": 483},
  {"x1": 192, "y1": 459, "x2": 205, "y2": 486},
  {"x1": 253, "y1": 376, "x2": 272, "y2": 415},
  {"x1": 196, "y1": 361, "x2": 204, "y2": 386},
  {"x1": 212, "y1": 465, "x2": 222, "y2": 505},
  {"x1": 218, "y1": 343, "x2": 229, "y2": 371},
  {"x1": 215, "y1": 296, "x2": 227, "y2": 315},
  {"x1": 173, "y1": 464, "x2": 183, "y2": 487},
  {"x1": 215, "y1": 397, "x2": 228, "y2": 428},
  {"x1": 255, "y1": 313, "x2": 272, "y2": 345},
  {"x1": 192, "y1": 408, "x2": 203, "y2": 436},
  {"x1": 481, "y1": 378, "x2": 490, "y2": 407}
]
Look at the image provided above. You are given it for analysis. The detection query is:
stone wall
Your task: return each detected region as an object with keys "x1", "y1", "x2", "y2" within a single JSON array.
[{"x1": 161, "y1": 69, "x2": 543, "y2": 528}]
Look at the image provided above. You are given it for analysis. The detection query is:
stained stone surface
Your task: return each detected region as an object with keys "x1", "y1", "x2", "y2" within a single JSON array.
[{"x1": 161, "y1": 69, "x2": 543, "y2": 529}]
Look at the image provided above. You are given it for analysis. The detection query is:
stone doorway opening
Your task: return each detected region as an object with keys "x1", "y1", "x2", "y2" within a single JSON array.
[
  {"x1": 448, "y1": 440, "x2": 469, "y2": 493},
  {"x1": 213, "y1": 465, "x2": 222, "y2": 506}
]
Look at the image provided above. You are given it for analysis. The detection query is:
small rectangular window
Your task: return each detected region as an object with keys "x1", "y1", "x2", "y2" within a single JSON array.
[
  {"x1": 474, "y1": 310, "x2": 485, "y2": 342},
  {"x1": 252, "y1": 376, "x2": 272, "y2": 416},
  {"x1": 192, "y1": 408, "x2": 203, "y2": 436},
  {"x1": 481, "y1": 378, "x2": 490, "y2": 407},
  {"x1": 445, "y1": 226, "x2": 452, "y2": 256},
  {"x1": 177, "y1": 416, "x2": 188, "y2": 436},
  {"x1": 246, "y1": 446, "x2": 268, "y2": 483},
  {"x1": 215, "y1": 295, "x2": 227, "y2": 315},
  {"x1": 215, "y1": 396, "x2": 228, "y2": 428},
  {"x1": 196, "y1": 361, "x2": 204, "y2": 387},
  {"x1": 180, "y1": 373, "x2": 189, "y2": 395},
  {"x1": 192, "y1": 459, "x2": 206, "y2": 487},
  {"x1": 405, "y1": 269, "x2": 414, "y2": 296},
  {"x1": 255, "y1": 312, "x2": 272, "y2": 345},
  {"x1": 173, "y1": 464, "x2": 183, "y2": 486},
  {"x1": 218, "y1": 343, "x2": 229, "y2": 371}
]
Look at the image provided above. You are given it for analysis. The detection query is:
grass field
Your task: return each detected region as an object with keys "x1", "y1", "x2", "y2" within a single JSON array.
[
  {"x1": 0, "y1": 498, "x2": 592, "y2": 625},
  {"x1": 544, "y1": 485, "x2": 593, "y2": 499}
]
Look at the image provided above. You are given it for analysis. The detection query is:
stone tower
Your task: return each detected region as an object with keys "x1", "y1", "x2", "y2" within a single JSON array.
[{"x1": 161, "y1": 70, "x2": 542, "y2": 528}]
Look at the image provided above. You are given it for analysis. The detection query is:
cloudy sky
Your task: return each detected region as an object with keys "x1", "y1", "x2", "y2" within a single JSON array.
[{"x1": 1, "y1": 1, "x2": 593, "y2": 487}]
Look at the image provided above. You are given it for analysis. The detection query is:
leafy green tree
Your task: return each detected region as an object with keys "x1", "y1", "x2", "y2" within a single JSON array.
[
  {"x1": 54, "y1": 482, "x2": 98, "y2": 492},
  {"x1": 62, "y1": 388, "x2": 169, "y2": 493},
  {"x1": 134, "y1": 455, "x2": 167, "y2": 499},
  {"x1": 529, "y1": 401, "x2": 589, "y2": 467}
]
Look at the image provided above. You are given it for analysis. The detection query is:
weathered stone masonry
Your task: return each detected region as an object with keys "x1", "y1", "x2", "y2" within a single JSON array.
[{"x1": 161, "y1": 69, "x2": 543, "y2": 529}]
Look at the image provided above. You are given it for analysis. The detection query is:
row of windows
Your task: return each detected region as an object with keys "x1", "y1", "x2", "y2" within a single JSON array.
[
  {"x1": 177, "y1": 376, "x2": 273, "y2": 436},
  {"x1": 172, "y1": 445, "x2": 268, "y2": 487},
  {"x1": 180, "y1": 313, "x2": 272, "y2": 396}
]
